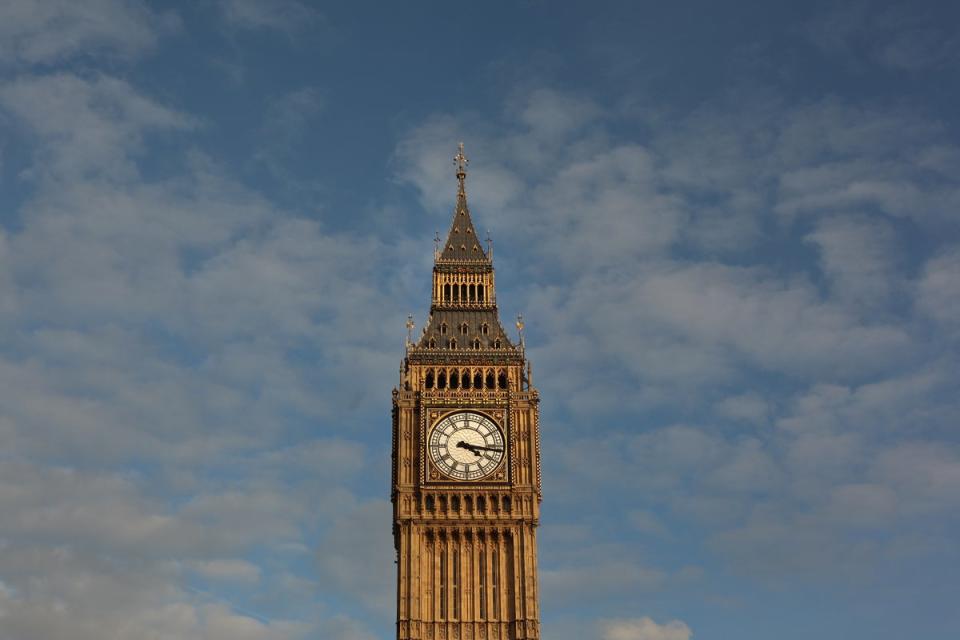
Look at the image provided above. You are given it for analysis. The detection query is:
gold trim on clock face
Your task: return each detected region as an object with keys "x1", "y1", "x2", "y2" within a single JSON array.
[{"x1": 428, "y1": 411, "x2": 505, "y2": 481}]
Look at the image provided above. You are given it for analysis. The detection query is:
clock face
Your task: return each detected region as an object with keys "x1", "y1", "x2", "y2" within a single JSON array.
[{"x1": 428, "y1": 411, "x2": 505, "y2": 481}]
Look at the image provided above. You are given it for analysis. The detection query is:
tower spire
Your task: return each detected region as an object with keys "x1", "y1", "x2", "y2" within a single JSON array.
[
  {"x1": 454, "y1": 141, "x2": 468, "y2": 198},
  {"x1": 437, "y1": 142, "x2": 487, "y2": 263}
]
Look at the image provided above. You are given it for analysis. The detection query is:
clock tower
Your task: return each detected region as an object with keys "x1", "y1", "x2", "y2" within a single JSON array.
[{"x1": 392, "y1": 145, "x2": 542, "y2": 640}]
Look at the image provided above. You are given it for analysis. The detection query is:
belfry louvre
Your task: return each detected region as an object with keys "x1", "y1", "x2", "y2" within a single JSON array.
[{"x1": 392, "y1": 145, "x2": 542, "y2": 640}]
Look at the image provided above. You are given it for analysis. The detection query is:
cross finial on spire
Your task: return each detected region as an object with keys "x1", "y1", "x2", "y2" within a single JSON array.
[{"x1": 454, "y1": 142, "x2": 468, "y2": 195}]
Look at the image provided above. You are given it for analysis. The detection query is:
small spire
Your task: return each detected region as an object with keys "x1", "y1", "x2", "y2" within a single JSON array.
[
  {"x1": 516, "y1": 314, "x2": 525, "y2": 353},
  {"x1": 453, "y1": 142, "x2": 468, "y2": 197}
]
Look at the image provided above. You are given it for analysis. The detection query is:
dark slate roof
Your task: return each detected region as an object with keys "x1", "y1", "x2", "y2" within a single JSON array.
[
  {"x1": 415, "y1": 309, "x2": 516, "y2": 353},
  {"x1": 438, "y1": 189, "x2": 489, "y2": 263}
]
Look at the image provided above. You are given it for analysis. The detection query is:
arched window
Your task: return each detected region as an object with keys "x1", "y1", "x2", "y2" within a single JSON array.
[
  {"x1": 449, "y1": 338, "x2": 457, "y2": 349},
  {"x1": 481, "y1": 323, "x2": 489, "y2": 335},
  {"x1": 502, "y1": 496, "x2": 511, "y2": 512},
  {"x1": 477, "y1": 496, "x2": 486, "y2": 513},
  {"x1": 425, "y1": 370, "x2": 434, "y2": 389},
  {"x1": 478, "y1": 284, "x2": 485, "y2": 302},
  {"x1": 450, "y1": 370, "x2": 459, "y2": 388},
  {"x1": 473, "y1": 371, "x2": 483, "y2": 388},
  {"x1": 439, "y1": 547, "x2": 447, "y2": 619},
  {"x1": 473, "y1": 338, "x2": 481, "y2": 350},
  {"x1": 459, "y1": 323, "x2": 468, "y2": 335},
  {"x1": 469, "y1": 284, "x2": 476, "y2": 302},
  {"x1": 485, "y1": 371, "x2": 495, "y2": 389},
  {"x1": 461, "y1": 370, "x2": 470, "y2": 389},
  {"x1": 437, "y1": 371, "x2": 447, "y2": 389},
  {"x1": 440, "y1": 323, "x2": 447, "y2": 335},
  {"x1": 452, "y1": 284, "x2": 459, "y2": 301},
  {"x1": 465, "y1": 495, "x2": 473, "y2": 513},
  {"x1": 452, "y1": 548, "x2": 461, "y2": 618},
  {"x1": 451, "y1": 495, "x2": 460, "y2": 511},
  {"x1": 493, "y1": 339, "x2": 501, "y2": 349},
  {"x1": 498, "y1": 371, "x2": 508, "y2": 389},
  {"x1": 461, "y1": 284, "x2": 467, "y2": 300},
  {"x1": 479, "y1": 547, "x2": 487, "y2": 619},
  {"x1": 443, "y1": 283, "x2": 451, "y2": 302},
  {"x1": 492, "y1": 548, "x2": 500, "y2": 618},
  {"x1": 428, "y1": 338, "x2": 436, "y2": 348}
]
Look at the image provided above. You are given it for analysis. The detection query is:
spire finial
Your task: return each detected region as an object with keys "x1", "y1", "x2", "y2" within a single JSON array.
[
  {"x1": 454, "y1": 142, "x2": 468, "y2": 196},
  {"x1": 516, "y1": 314, "x2": 525, "y2": 353}
]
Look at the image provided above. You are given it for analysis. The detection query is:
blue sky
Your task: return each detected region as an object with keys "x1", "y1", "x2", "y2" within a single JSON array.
[{"x1": 1, "y1": 1, "x2": 959, "y2": 639}]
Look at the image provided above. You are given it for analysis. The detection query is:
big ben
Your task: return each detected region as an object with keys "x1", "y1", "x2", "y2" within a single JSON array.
[{"x1": 392, "y1": 145, "x2": 542, "y2": 640}]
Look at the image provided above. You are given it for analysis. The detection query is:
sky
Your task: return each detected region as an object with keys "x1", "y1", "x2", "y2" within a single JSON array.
[{"x1": 0, "y1": 1, "x2": 959, "y2": 639}]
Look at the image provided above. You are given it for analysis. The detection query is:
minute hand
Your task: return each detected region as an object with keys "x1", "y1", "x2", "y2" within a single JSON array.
[{"x1": 471, "y1": 444, "x2": 503, "y2": 453}]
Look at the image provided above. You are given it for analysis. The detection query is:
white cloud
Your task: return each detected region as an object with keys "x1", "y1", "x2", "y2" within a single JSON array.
[
  {"x1": 315, "y1": 500, "x2": 394, "y2": 618},
  {"x1": 218, "y1": 0, "x2": 322, "y2": 34},
  {"x1": 805, "y1": 214, "x2": 901, "y2": 309},
  {"x1": 0, "y1": 73, "x2": 194, "y2": 181},
  {"x1": 917, "y1": 248, "x2": 960, "y2": 334},
  {"x1": 189, "y1": 559, "x2": 262, "y2": 583},
  {"x1": 716, "y1": 392, "x2": 770, "y2": 425},
  {"x1": 804, "y1": 3, "x2": 960, "y2": 71},
  {"x1": 0, "y1": 0, "x2": 176, "y2": 66},
  {"x1": 600, "y1": 617, "x2": 692, "y2": 640}
]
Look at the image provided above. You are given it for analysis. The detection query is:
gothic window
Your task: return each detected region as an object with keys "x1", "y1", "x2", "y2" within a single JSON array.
[
  {"x1": 448, "y1": 338, "x2": 457, "y2": 349},
  {"x1": 440, "y1": 323, "x2": 447, "y2": 335},
  {"x1": 473, "y1": 338, "x2": 481, "y2": 350},
  {"x1": 479, "y1": 547, "x2": 487, "y2": 619},
  {"x1": 452, "y1": 549, "x2": 461, "y2": 618},
  {"x1": 493, "y1": 338, "x2": 501, "y2": 349},
  {"x1": 437, "y1": 371, "x2": 446, "y2": 389},
  {"x1": 439, "y1": 548, "x2": 447, "y2": 619},
  {"x1": 478, "y1": 284, "x2": 485, "y2": 302},
  {"x1": 425, "y1": 370, "x2": 434, "y2": 389},
  {"x1": 477, "y1": 495, "x2": 486, "y2": 513},
  {"x1": 452, "y1": 285, "x2": 459, "y2": 301},
  {"x1": 461, "y1": 370, "x2": 470, "y2": 389},
  {"x1": 461, "y1": 284, "x2": 467, "y2": 300},
  {"x1": 485, "y1": 371, "x2": 495, "y2": 389},
  {"x1": 469, "y1": 284, "x2": 475, "y2": 301},
  {"x1": 502, "y1": 496, "x2": 511, "y2": 512},
  {"x1": 450, "y1": 370, "x2": 459, "y2": 388},
  {"x1": 481, "y1": 323, "x2": 489, "y2": 335},
  {"x1": 451, "y1": 495, "x2": 460, "y2": 511},
  {"x1": 473, "y1": 371, "x2": 483, "y2": 388},
  {"x1": 465, "y1": 495, "x2": 473, "y2": 512},
  {"x1": 428, "y1": 338, "x2": 436, "y2": 349},
  {"x1": 492, "y1": 547, "x2": 500, "y2": 618},
  {"x1": 459, "y1": 322, "x2": 468, "y2": 335},
  {"x1": 498, "y1": 371, "x2": 508, "y2": 390}
]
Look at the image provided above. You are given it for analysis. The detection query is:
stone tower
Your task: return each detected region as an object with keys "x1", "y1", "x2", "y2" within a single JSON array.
[{"x1": 392, "y1": 145, "x2": 541, "y2": 640}]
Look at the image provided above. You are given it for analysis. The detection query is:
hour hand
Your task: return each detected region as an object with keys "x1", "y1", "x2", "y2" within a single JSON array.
[{"x1": 455, "y1": 441, "x2": 481, "y2": 456}]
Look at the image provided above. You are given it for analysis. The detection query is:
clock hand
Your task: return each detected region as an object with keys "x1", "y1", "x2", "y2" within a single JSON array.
[
  {"x1": 472, "y1": 444, "x2": 503, "y2": 453},
  {"x1": 455, "y1": 441, "x2": 482, "y2": 456}
]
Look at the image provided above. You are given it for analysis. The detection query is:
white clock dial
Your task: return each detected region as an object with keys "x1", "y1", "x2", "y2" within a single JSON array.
[{"x1": 428, "y1": 411, "x2": 505, "y2": 481}]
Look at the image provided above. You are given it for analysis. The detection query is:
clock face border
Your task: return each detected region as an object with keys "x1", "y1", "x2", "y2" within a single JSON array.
[{"x1": 423, "y1": 408, "x2": 509, "y2": 484}]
